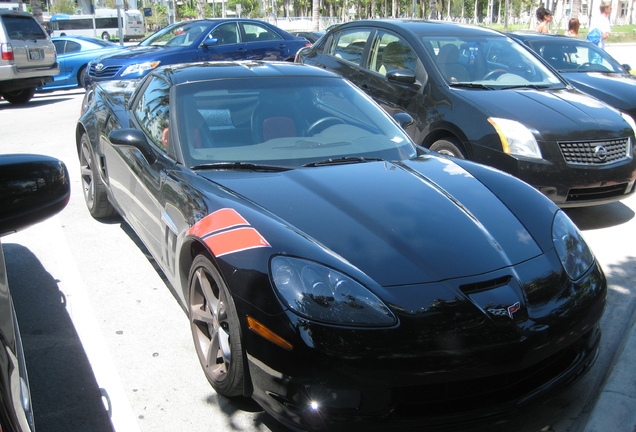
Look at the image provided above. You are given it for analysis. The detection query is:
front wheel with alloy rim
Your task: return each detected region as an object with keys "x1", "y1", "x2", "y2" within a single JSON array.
[
  {"x1": 188, "y1": 255, "x2": 245, "y2": 397},
  {"x1": 79, "y1": 133, "x2": 117, "y2": 218},
  {"x1": 430, "y1": 138, "x2": 467, "y2": 159}
]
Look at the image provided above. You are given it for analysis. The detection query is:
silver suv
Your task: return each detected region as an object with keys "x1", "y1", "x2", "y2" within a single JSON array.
[{"x1": 0, "y1": 10, "x2": 59, "y2": 105}]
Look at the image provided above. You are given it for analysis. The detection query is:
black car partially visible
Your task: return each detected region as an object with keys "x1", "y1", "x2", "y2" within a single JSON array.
[
  {"x1": 509, "y1": 32, "x2": 636, "y2": 120},
  {"x1": 296, "y1": 20, "x2": 636, "y2": 207},
  {"x1": 0, "y1": 154, "x2": 70, "y2": 432}
]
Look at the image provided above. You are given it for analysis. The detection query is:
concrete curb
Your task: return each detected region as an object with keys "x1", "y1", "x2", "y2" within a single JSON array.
[{"x1": 583, "y1": 307, "x2": 636, "y2": 432}]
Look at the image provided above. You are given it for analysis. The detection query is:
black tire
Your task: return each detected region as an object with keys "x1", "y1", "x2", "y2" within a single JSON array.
[
  {"x1": 79, "y1": 133, "x2": 116, "y2": 218},
  {"x1": 430, "y1": 138, "x2": 467, "y2": 159},
  {"x1": 2, "y1": 87, "x2": 35, "y2": 105},
  {"x1": 188, "y1": 255, "x2": 245, "y2": 397},
  {"x1": 77, "y1": 65, "x2": 87, "y2": 88},
  {"x1": 101, "y1": 31, "x2": 110, "y2": 41}
]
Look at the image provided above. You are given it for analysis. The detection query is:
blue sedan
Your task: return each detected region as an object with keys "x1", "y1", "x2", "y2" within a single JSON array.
[
  {"x1": 83, "y1": 19, "x2": 311, "y2": 86},
  {"x1": 39, "y1": 36, "x2": 125, "y2": 90}
]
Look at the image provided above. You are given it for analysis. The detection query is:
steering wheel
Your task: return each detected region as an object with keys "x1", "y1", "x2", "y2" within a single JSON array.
[
  {"x1": 577, "y1": 62, "x2": 596, "y2": 70},
  {"x1": 307, "y1": 117, "x2": 345, "y2": 136},
  {"x1": 483, "y1": 69, "x2": 507, "y2": 80}
]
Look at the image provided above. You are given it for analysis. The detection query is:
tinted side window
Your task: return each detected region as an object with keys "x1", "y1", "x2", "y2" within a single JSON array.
[
  {"x1": 209, "y1": 22, "x2": 239, "y2": 45},
  {"x1": 242, "y1": 23, "x2": 282, "y2": 42},
  {"x1": 133, "y1": 76, "x2": 171, "y2": 152},
  {"x1": 2, "y1": 15, "x2": 47, "y2": 40},
  {"x1": 66, "y1": 40, "x2": 81, "y2": 53},
  {"x1": 328, "y1": 29, "x2": 371, "y2": 66},
  {"x1": 369, "y1": 31, "x2": 418, "y2": 75},
  {"x1": 53, "y1": 40, "x2": 66, "y2": 54}
]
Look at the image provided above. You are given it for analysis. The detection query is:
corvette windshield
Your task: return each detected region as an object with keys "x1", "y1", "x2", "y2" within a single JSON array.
[
  {"x1": 422, "y1": 34, "x2": 564, "y2": 88},
  {"x1": 175, "y1": 76, "x2": 417, "y2": 169}
]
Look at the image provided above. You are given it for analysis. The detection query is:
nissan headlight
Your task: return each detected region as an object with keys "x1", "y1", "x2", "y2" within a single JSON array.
[
  {"x1": 271, "y1": 256, "x2": 396, "y2": 326},
  {"x1": 488, "y1": 117, "x2": 542, "y2": 159},
  {"x1": 121, "y1": 61, "x2": 161, "y2": 77},
  {"x1": 552, "y1": 211, "x2": 595, "y2": 280},
  {"x1": 620, "y1": 112, "x2": 636, "y2": 156}
]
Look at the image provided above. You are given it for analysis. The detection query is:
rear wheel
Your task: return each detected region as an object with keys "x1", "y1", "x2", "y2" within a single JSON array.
[
  {"x1": 2, "y1": 87, "x2": 35, "y2": 105},
  {"x1": 430, "y1": 138, "x2": 467, "y2": 159},
  {"x1": 77, "y1": 65, "x2": 87, "y2": 88},
  {"x1": 101, "y1": 31, "x2": 110, "y2": 40},
  {"x1": 79, "y1": 133, "x2": 116, "y2": 218},
  {"x1": 188, "y1": 255, "x2": 245, "y2": 397}
]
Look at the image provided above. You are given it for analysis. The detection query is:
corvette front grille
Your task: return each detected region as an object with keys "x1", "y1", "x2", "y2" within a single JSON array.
[
  {"x1": 558, "y1": 138, "x2": 631, "y2": 165},
  {"x1": 88, "y1": 63, "x2": 123, "y2": 79}
]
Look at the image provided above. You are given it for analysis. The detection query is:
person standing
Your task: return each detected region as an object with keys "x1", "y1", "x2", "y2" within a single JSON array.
[
  {"x1": 536, "y1": 7, "x2": 553, "y2": 33},
  {"x1": 589, "y1": 2, "x2": 612, "y2": 49}
]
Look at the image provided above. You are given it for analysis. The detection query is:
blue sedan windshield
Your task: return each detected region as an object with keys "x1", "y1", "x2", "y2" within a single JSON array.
[{"x1": 174, "y1": 76, "x2": 417, "y2": 168}]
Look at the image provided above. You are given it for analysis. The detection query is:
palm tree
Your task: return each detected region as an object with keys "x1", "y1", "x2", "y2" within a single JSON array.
[{"x1": 312, "y1": 0, "x2": 320, "y2": 30}]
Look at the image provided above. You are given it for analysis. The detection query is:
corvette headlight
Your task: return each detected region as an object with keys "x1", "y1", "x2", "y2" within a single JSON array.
[
  {"x1": 121, "y1": 61, "x2": 161, "y2": 77},
  {"x1": 552, "y1": 211, "x2": 595, "y2": 280},
  {"x1": 271, "y1": 256, "x2": 396, "y2": 326},
  {"x1": 488, "y1": 117, "x2": 542, "y2": 159}
]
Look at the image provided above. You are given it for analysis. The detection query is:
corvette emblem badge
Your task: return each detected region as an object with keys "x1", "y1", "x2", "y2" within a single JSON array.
[{"x1": 487, "y1": 302, "x2": 521, "y2": 319}]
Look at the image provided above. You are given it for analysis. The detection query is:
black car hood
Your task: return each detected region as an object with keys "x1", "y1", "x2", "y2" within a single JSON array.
[
  {"x1": 203, "y1": 156, "x2": 544, "y2": 286},
  {"x1": 455, "y1": 87, "x2": 627, "y2": 141},
  {"x1": 562, "y1": 71, "x2": 636, "y2": 115}
]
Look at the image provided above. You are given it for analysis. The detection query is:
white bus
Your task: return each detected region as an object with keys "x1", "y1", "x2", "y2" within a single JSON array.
[{"x1": 50, "y1": 9, "x2": 144, "y2": 41}]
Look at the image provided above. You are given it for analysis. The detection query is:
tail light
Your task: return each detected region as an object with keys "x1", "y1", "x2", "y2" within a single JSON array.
[{"x1": 1, "y1": 43, "x2": 14, "y2": 61}]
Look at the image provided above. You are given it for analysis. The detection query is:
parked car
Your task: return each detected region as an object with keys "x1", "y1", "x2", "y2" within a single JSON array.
[
  {"x1": 0, "y1": 154, "x2": 70, "y2": 432},
  {"x1": 290, "y1": 30, "x2": 325, "y2": 44},
  {"x1": 296, "y1": 20, "x2": 636, "y2": 207},
  {"x1": 83, "y1": 18, "x2": 310, "y2": 86},
  {"x1": 77, "y1": 60, "x2": 606, "y2": 432},
  {"x1": 0, "y1": 10, "x2": 59, "y2": 104},
  {"x1": 509, "y1": 32, "x2": 636, "y2": 120},
  {"x1": 38, "y1": 36, "x2": 124, "y2": 90}
]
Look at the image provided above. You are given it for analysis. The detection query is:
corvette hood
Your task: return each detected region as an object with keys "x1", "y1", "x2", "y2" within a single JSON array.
[
  {"x1": 206, "y1": 156, "x2": 544, "y2": 286},
  {"x1": 456, "y1": 87, "x2": 628, "y2": 141}
]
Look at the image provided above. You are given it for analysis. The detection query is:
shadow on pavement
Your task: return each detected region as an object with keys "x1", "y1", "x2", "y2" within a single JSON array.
[
  {"x1": 4, "y1": 243, "x2": 113, "y2": 432},
  {"x1": 566, "y1": 200, "x2": 635, "y2": 231}
]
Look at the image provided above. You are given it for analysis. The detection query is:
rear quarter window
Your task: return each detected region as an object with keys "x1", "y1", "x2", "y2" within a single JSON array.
[
  {"x1": 1, "y1": 15, "x2": 48, "y2": 41},
  {"x1": 329, "y1": 29, "x2": 371, "y2": 66}
]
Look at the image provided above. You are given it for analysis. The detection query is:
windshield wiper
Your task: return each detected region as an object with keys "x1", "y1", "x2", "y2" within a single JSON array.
[
  {"x1": 500, "y1": 84, "x2": 553, "y2": 90},
  {"x1": 191, "y1": 162, "x2": 291, "y2": 172},
  {"x1": 303, "y1": 156, "x2": 384, "y2": 167},
  {"x1": 449, "y1": 83, "x2": 495, "y2": 90}
]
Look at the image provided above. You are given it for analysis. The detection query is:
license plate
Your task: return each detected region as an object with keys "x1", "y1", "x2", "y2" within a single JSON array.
[{"x1": 28, "y1": 49, "x2": 44, "y2": 60}]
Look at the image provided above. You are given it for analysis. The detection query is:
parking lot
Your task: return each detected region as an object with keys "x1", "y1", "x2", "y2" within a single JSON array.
[{"x1": 1, "y1": 47, "x2": 635, "y2": 432}]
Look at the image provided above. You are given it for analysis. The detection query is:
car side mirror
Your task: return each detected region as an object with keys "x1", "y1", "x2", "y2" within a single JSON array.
[
  {"x1": 387, "y1": 69, "x2": 418, "y2": 86},
  {"x1": 622, "y1": 64, "x2": 632, "y2": 74},
  {"x1": 202, "y1": 38, "x2": 219, "y2": 48},
  {"x1": 108, "y1": 128, "x2": 157, "y2": 164},
  {"x1": 394, "y1": 112, "x2": 414, "y2": 129},
  {"x1": 0, "y1": 154, "x2": 70, "y2": 237}
]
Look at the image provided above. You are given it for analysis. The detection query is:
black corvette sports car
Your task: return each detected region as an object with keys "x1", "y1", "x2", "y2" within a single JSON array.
[{"x1": 76, "y1": 61, "x2": 606, "y2": 431}]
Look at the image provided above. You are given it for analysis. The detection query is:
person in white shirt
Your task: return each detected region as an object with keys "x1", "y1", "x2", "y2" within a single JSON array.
[{"x1": 589, "y1": 2, "x2": 612, "y2": 49}]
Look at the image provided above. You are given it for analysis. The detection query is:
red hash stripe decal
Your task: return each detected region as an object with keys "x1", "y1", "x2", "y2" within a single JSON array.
[
  {"x1": 203, "y1": 227, "x2": 270, "y2": 257},
  {"x1": 188, "y1": 208, "x2": 270, "y2": 257},
  {"x1": 189, "y1": 208, "x2": 249, "y2": 238}
]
